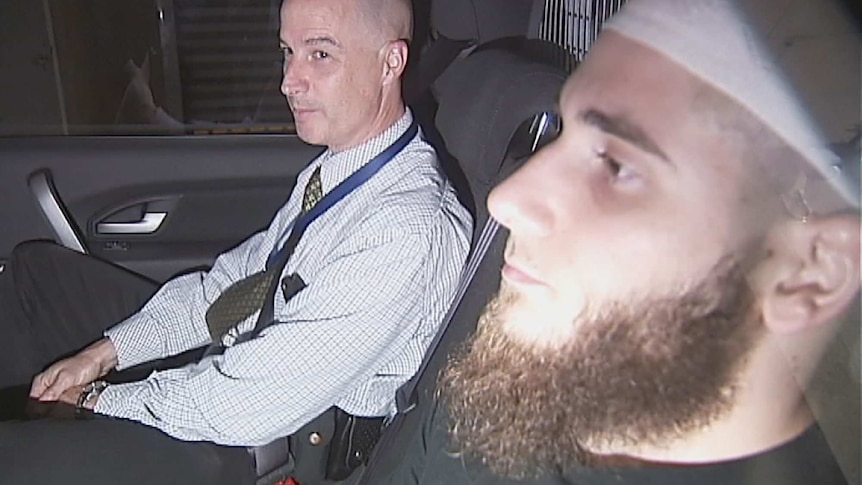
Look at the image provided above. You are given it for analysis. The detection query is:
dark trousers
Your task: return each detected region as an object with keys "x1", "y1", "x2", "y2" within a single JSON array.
[
  {"x1": 0, "y1": 240, "x2": 160, "y2": 388},
  {"x1": 0, "y1": 241, "x2": 255, "y2": 485}
]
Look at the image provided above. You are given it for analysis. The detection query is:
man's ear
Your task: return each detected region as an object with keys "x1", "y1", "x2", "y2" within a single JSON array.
[
  {"x1": 382, "y1": 40, "x2": 408, "y2": 85},
  {"x1": 758, "y1": 214, "x2": 861, "y2": 335}
]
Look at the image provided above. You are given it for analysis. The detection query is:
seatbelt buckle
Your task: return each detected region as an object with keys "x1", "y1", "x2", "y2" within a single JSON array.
[{"x1": 275, "y1": 479, "x2": 300, "y2": 485}]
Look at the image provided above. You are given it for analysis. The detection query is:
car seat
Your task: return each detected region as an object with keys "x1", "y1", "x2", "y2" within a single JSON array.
[
  {"x1": 356, "y1": 41, "x2": 571, "y2": 484},
  {"x1": 405, "y1": 0, "x2": 545, "y2": 106},
  {"x1": 406, "y1": 0, "x2": 547, "y2": 218}
]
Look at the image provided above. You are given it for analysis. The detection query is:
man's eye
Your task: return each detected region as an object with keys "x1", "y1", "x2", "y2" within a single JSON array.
[
  {"x1": 280, "y1": 47, "x2": 293, "y2": 58},
  {"x1": 312, "y1": 51, "x2": 330, "y2": 60},
  {"x1": 598, "y1": 151, "x2": 638, "y2": 182}
]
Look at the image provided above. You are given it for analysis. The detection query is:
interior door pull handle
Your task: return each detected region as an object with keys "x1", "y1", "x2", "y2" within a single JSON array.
[{"x1": 97, "y1": 212, "x2": 167, "y2": 234}]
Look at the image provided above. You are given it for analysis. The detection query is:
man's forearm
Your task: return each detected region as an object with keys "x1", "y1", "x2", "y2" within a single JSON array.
[
  {"x1": 105, "y1": 228, "x2": 277, "y2": 369},
  {"x1": 104, "y1": 272, "x2": 214, "y2": 369},
  {"x1": 80, "y1": 338, "x2": 119, "y2": 376}
]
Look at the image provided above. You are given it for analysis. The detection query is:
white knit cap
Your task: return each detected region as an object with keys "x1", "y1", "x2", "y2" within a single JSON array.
[{"x1": 604, "y1": 0, "x2": 860, "y2": 208}]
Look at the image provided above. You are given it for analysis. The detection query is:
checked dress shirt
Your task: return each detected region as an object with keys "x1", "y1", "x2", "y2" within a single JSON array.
[{"x1": 95, "y1": 110, "x2": 473, "y2": 446}]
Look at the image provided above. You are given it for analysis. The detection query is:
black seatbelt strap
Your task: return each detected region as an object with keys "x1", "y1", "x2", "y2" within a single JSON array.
[
  {"x1": 395, "y1": 217, "x2": 500, "y2": 413},
  {"x1": 354, "y1": 218, "x2": 501, "y2": 485},
  {"x1": 254, "y1": 120, "x2": 418, "y2": 336},
  {"x1": 357, "y1": 102, "x2": 558, "y2": 485},
  {"x1": 248, "y1": 121, "x2": 418, "y2": 479}
]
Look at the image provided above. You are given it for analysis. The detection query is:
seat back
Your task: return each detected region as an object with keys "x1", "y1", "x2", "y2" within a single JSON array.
[
  {"x1": 406, "y1": 0, "x2": 548, "y2": 219},
  {"x1": 357, "y1": 43, "x2": 570, "y2": 483},
  {"x1": 434, "y1": 41, "x2": 568, "y2": 232},
  {"x1": 405, "y1": 0, "x2": 544, "y2": 105}
]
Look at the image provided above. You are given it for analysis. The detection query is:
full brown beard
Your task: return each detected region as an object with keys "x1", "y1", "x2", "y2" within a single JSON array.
[{"x1": 439, "y1": 257, "x2": 762, "y2": 479}]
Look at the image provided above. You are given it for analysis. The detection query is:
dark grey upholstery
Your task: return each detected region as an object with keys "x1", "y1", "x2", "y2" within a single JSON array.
[
  {"x1": 431, "y1": 0, "x2": 543, "y2": 42},
  {"x1": 356, "y1": 43, "x2": 569, "y2": 484},
  {"x1": 434, "y1": 43, "x2": 569, "y2": 227},
  {"x1": 405, "y1": 0, "x2": 554, "y2": 219},
  {"x1": 406, "y1": 0, "x2": 544, "y2": 104}
]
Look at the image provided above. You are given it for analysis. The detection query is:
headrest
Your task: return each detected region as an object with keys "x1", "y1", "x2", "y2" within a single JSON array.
[
  {"x1": 431, "y1": 0, "x2": 540, "y2": 43},
  {"x1": 434, "y1": 43, "x2": 568, "y2": 187}
]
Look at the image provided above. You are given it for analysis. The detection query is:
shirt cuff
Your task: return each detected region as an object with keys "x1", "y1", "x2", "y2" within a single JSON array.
[
  {"x1": 92, "y1": 380, "x2": 146, "y2": 418},
  {"x1": 105, "y1": 313, "x2": 164, "y2": 370}
]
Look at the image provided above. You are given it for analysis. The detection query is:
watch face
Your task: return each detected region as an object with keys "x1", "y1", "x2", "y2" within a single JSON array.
[{"x1": 76, "y1": 381, "x2": 109, "y2": 411}]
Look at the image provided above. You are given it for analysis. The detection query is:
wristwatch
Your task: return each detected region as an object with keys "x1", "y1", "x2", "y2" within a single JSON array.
[{"x1": 76, "y1": 380, "x2": 109, "y2": 410}]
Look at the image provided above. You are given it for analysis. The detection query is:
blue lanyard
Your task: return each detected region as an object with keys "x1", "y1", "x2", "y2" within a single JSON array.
[{"x1": 266, "y1": 120, "x2": 418, "y2": 269}]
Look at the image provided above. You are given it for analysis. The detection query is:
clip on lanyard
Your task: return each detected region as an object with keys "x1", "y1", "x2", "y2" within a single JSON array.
[
  {"x1": 265, "y1": 120, "x2": 418, "y2": 270},
  {"x1": 251, "y1": 120, "x2": 419, "y2": 340}
]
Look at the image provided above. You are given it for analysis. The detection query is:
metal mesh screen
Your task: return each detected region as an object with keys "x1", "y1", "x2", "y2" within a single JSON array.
[{"x1": 537, "y1": 0, "x2": 627, "y2": 67}]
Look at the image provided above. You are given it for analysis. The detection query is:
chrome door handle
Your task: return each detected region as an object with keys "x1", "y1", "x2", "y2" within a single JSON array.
[{"x1": 96, "y1": 212, "x2": 167, "y2": 234}]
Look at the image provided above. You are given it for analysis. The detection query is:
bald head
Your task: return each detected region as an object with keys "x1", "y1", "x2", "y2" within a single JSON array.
[
  {"x1": 354, "y1": 0, "x2": 413, "y2": 45},
  {"x1": 281, "y1": 0, "x2": 412, "y2": 46}
]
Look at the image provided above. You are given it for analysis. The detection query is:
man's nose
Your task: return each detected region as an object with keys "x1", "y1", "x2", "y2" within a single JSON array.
[
  {"x1": 281, "y1": 58, "x2": 308, "y2": 97},
  {"x1": 487, "y1": 150, "x2": 557, "y2": 238}
]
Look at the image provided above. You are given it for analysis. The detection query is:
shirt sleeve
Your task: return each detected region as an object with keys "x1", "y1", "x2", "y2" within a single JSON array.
[
  {"x1": 104, "y1": 228, "x2": 271, "y2": 370},
  {"x1": 95, "y1": 228, "x2": 429, "y2": 445}
]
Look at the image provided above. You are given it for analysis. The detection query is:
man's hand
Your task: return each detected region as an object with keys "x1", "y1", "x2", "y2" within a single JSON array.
[
  {"x1": 30, "y1": 338, "x2": 118, "y2": 401},
  {"x1": 58, "y1": 385, "x2": 85, "y2": 407}
]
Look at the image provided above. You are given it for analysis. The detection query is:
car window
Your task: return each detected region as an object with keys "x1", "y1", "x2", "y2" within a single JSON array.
[
  {"x1": 0, "y1": 0, "x2": 293, "y2": 136},
  {"x1": 0, "y1": 0, "x2": 625, "y2": 138}
]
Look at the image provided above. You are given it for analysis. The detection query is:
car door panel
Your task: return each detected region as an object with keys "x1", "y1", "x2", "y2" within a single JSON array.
[{"x1": 0, "y1": 135, "x2": 323, "y2": 282}]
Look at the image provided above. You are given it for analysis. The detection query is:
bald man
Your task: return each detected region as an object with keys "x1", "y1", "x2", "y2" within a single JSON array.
[
  {"x1": 0, "y1": 0, "x2": 471, "y2": 483},
  {"x1": 358, "y1": 0, "x2": 860, "y2": 484}
]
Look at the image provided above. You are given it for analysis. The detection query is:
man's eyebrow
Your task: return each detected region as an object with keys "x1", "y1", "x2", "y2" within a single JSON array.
[
  {"x1": 304, "y1": 36, "x2": 341, "y2": 48},
  {"x1": 579, "y1": 109, "x2": 670, "y2": 162},
  {"x1": 278, "y1": 36, "x2": 341, "y2": 49}
]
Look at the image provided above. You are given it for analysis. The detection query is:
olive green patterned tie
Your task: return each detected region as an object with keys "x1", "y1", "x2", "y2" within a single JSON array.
[
  {"x1": 205, "y1": 166, "x2": 323, "y2": 340},
  {"x1": 302, "y1": 165, "x2": 323, "y2": 213}
]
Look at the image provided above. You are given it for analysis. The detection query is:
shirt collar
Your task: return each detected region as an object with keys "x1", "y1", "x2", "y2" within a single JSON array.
[{"x1": 314, "y1": 109, "x2": 415, "y2": 194}]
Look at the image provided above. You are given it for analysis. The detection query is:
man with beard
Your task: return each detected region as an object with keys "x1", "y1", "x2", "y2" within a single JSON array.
[{"x1": 359, "y1": 0, "x2": 860, "y2": 484}]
